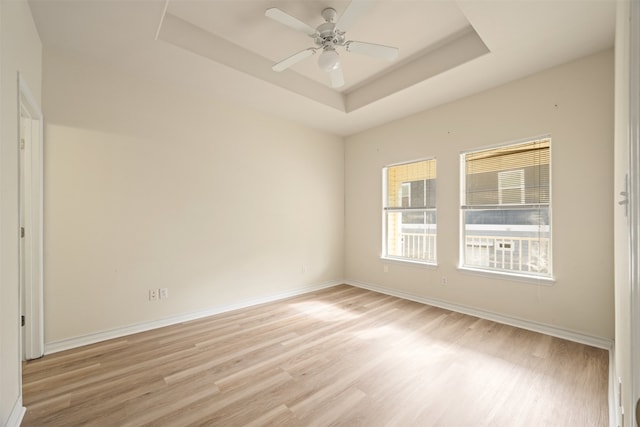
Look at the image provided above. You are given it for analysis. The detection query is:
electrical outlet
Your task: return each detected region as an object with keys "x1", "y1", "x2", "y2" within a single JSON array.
[
  {"x1": 160, "y1": 288, "x2": 169, "y2": 299},
  {"x1": 441, "y1": 276, "x2": 448, "y2": 286},
  {"x1": 149, "y1": 289, "x2": 159, "y2": 301},
  {"x1": 383, "y1": 265, "x2": 389, "y2": 273}
]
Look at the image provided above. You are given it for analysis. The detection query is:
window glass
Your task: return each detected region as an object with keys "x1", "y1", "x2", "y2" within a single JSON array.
[
  {"x1": 383, "y1": 159, "x2": 437, "y2": 264},
  {"x1": 461, "y1": 138, "x2": 551, "y2": 277}
]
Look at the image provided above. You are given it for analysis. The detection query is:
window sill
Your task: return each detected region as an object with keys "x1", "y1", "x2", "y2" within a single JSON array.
[
  {"x1": 457, "y1": 266, "x2": 555, "y2": 286},
  {"x1": 380, "y1": 256, "x2": 438, "y2": 269}
]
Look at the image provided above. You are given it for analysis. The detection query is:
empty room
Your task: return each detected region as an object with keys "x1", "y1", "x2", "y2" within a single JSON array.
[{"x1": 1, "y1": 0, "x2": 639, "y2": 426}]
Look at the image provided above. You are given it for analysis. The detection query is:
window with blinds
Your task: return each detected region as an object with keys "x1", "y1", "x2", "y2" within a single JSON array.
[
  {"x1": 460, "y1": 137, "x2": 551, "y2": 277},
  {"x1": 383, "y1": 159, "x2": 437, "y2": 264}
]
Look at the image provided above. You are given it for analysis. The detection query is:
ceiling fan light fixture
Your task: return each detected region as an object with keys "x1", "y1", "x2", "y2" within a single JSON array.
[
  {"x1": 318, "y1": 48, "x2": 340, "y2": 72},
  {"x1": 266, "y1": 2, "x2": 399, "y2": 86}
]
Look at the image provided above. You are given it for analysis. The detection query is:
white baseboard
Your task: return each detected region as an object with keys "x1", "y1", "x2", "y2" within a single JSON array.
[
  {"x1": 350, "y1": 279, "x2": 617, "y2": 425},
  {"x1": 45, "y1": 280, "x2": 341, "y2": 355},
  {"x1": 6, "y1": 397, "x2": 25, "y2": 427},
  {"x1": 43, "y1": 278, "x2": 617, "y2": 424},
  {"x1": 609, "y1": 347, "x2": 619, "y2": 427},
  {"x1": 47, "y1": 279, "x2": 614, "y2": 354},
  {"x1": 346, "y1": 279, "x2": 614, "y2": 350}
]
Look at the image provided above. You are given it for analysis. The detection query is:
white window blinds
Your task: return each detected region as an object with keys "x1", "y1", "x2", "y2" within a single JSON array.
[
  {"x1": 461, "y1": 138, "x2": 551, "y2": 277},
  {"x1": 463, "y1": 138, "x2": 550, "y2": 208}
]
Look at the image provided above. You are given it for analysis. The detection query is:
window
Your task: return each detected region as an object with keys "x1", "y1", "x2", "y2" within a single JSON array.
[
  {"x1": 498, "y1": 170, "x2": 525, "y2": 204},
  {"x1": 460, "y1": 138, "x2": 551, "y2": 278},
  {"x1": 383, "y1": 159, "x2": 436, "y2": 264}
]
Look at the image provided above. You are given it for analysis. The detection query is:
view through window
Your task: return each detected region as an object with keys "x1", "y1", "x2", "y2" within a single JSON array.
[
  {"x1": 383, "y1": 159, "x2": 437, "y2": 264},
  {"x1": 460, "y1": 138, "x2": 551, "y2": 277}
]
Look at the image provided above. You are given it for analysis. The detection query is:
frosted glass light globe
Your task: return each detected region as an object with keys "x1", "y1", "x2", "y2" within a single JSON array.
[{"x1": 318, "y1": 49, "x2": 340, "y2": 72}]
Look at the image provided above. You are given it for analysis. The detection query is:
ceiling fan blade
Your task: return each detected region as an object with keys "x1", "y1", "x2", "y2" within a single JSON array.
[
  {"x1": 330, "y1": 66, "x2": 345, "y2": 88},
  {"x1": 346, "y1": 41, "x2": 399, "y2": 61},
  {"x1": 272, "y1": 48, "x2": 316, "y2": 72},
  {"x1": 265, "y1": 8, "x2": 318, "y2": 37},
  {"x1": 335, "y1": 0, "x2": 375, "y2": 33}
]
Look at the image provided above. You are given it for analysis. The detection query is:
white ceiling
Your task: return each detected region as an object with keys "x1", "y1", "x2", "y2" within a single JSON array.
[
  {"x1": 165, "y1": 0, "x2": 473, "y2": 90},
  {"x1": 29, "y1": 0, "x2": 616, "y2": 136}
]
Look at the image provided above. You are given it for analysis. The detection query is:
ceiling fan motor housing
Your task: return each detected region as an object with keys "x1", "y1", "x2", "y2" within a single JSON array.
[
  {"x1": 266, "y1": 2, "x2": 399, "y2": 88},
  {"x1": 314, "y1": 8, "x2": 344, "y2": 48}
]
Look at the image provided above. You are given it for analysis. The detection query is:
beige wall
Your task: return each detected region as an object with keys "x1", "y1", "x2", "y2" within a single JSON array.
[
  {"x1": 0, "y1": 8, "x2": 618, "y2": 421},
  {"x1": 42, "y1": 49, "x2": 344, "y2": 344},
  {"x1": 345, "y1": 49, "x2": 615, "y2": 340},
  {"x1": 0, "y1": 0, "x2": 42, "y2": 425}
]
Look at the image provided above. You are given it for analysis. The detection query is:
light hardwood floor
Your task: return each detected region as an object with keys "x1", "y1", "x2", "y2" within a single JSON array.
[{"x1": 22, "y1": 285, "x2": 609, "y2": 426}]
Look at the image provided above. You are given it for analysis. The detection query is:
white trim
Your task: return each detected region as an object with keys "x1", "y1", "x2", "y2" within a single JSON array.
[
  {"x1": 384, "y1": 155, "x2": 438, "y2": 168},
  {"x1": 609, "y1": 347, "x2": 618, "y2": 427},
  {"x1": 382, "y1": 158, "x2": 438, "y2": 264},
  {"x1": 345, "y1": 279, "x2": 613, "y2": 350},
  {"x1": 6, "y1": 398, "x2": 26, "y2": 427},
  {"x1": 18, "y1": 73, "x2": 44, "y2": 360},
  {"x1": 17, "y1": 75, "x2": 41, "y2": 118},
  {"x1": 459, "y1": 136, "x2": 554, "y2": 281},
  {"x1": 457, "y1": 266, "x2": 556, "y2": 286},
  {"x1": 45, "y1": 280, "x2": 341, "y2": 354},
  {"x1": 630, "y1": 0, "x2": 640, "y2": 424},
  {"x1": 459, "y1": 133, "x2": 552, "y2": 157},
  {"x1": 380, "y1": 256, "x2": 438, "y2": 269}
]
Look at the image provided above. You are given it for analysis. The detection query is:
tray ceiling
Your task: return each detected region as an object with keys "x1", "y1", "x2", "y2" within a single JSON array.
[{"x1": 29, "y1": 0, "x2": 616, "y2": 135}]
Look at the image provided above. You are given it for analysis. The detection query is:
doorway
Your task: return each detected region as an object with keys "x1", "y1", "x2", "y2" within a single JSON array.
[
  {"x1": 18, "y1": 74, "x2": 44, "y2": 360},
  {"x1": 630, "y1": 1, "x2": 640, "y2": 425}
]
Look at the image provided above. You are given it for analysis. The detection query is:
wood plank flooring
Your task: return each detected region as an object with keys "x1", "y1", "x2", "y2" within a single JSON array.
[{"x1": 22, "y1": 285, "x2": 609, "y2": 426}]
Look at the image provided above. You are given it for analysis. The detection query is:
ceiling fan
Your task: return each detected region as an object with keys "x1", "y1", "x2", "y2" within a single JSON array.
[{"x1": 265, "y1": 1, "x2": 399, "y2": 88}]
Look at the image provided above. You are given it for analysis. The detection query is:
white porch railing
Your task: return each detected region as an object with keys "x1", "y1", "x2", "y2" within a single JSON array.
[
  {"x1": 395, "y1": 232, "x2": 550, "y2": 274},
  {"x1": 399, "y1": 232, "x2": 437, "y2": 262},
  {"x1": 464, "y1": 235, "x2": 550, "y2": 274}
]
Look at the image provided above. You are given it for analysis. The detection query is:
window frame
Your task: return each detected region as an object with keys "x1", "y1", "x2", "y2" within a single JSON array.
[
  {"x1": 382, "y1": 157, "x2": 437, "y2": 266},
  {"x1": 458, "y1": 136, "x2": 554, "y2": 282}
]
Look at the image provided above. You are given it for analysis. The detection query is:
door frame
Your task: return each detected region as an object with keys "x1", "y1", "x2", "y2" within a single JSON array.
[
  {"x1": 630, "y1": 0, "x2": 640, "y2": 424},
  {"x1": 18, "y1": 73, "x2": 44, "y2": 360}
]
